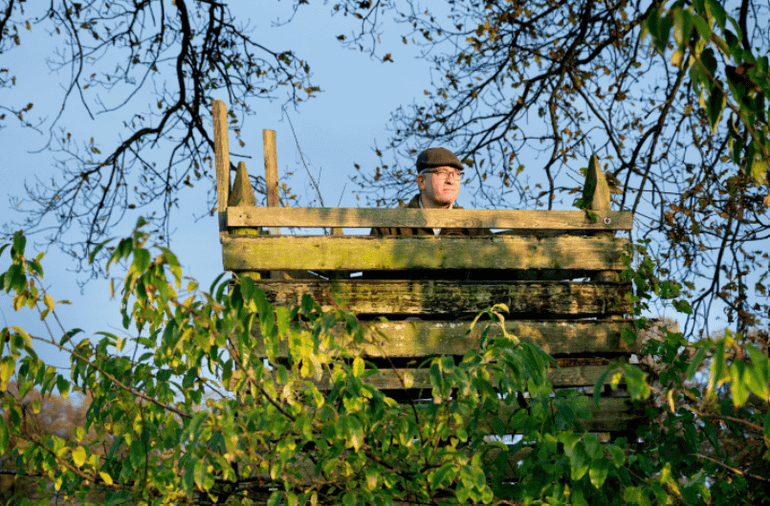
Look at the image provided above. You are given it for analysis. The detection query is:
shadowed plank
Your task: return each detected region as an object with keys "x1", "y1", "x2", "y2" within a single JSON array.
[
  {"x1": 250, "y1": 279, "x2": 632, "y2": 316},
  {"x1": 298, "y1": 364, "x2": 621, "y2": 391},
  {"x1": 483, "y1": 397, "x2": 642, "y2": 434},
  {"x1": 253, "y1": 319, "x2": 635, "y2": 358},
  {"x1": 223, "y1": 235, "x2": 630, "y2": 271}
]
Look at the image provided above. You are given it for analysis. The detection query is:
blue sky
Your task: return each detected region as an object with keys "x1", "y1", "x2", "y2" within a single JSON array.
[
  {"x1": 0, "y1": 2, "x2": 453, "y2": 366},
  {"x1": 1, "y1": 1, "x2": 752, "y2": 369}
]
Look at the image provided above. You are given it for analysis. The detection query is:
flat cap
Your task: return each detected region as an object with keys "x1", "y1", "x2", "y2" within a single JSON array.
[{"x1": 416, "y1": 147, "x2": 464, "y2": 172}]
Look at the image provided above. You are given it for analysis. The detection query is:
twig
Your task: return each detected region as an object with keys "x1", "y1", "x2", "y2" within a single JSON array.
[
  {"x1": 693, "y1": 453, "x2": 770, "y2": 483},
  {"x1": 284, "y1": 110, "x2": 325, "y2": 207}
]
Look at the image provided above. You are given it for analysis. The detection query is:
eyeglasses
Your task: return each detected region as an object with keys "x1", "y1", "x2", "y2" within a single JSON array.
[{"x1": 422, "y1": 169, "x2": 464, "y2": 180}]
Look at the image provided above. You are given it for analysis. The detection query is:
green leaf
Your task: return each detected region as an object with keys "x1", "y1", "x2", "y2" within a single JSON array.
[
  {"x1": 593, "y1": 364, "x2": 620, "y2": 407},
  {"x1": 11, "y1": 326, "x2": 33, "y2": 348},
  {"x1": 584, "y1": 433, "x2": 602, "y2": 459},
  {"x1": 129, "y1": 440, "x2": 144, "y2": 469},
  {"x1": 746, "y1": 344, "x2": 769, "y2": 385},
  {"x1": 686, "y1": 346, "x2": 709, "y2": 380},
  {"x1": 589, "y1": 457, "x2": 610, "y2": 489},
  {"x1": 558, "y1": 432, "x2": 582, "y2": 456},
  {"x1": 194, "y1": 460, "x2": 208, "y2": 490},
  {"x1": 352, "y1": 356, "x2": 365, "y2": 378},
  {"x1": 764, "y1": 409, "x2": 770, "y2": 445},
  {"x1": 705, "y1": 0, "x2": 727, "y2": 31},
  {"x1": 672, "y1": 7, "x2": 693, "y2": 50},
  {"x1": 569, "y1": 444, "x2": 590, "y2": 481},
  {"x1": 673, "y1": 299, "x2": 693, "y2": 314},
  {"x1": 267, "y1": 491, "x2": 282, "y2": 506},
  {"x1": 625, "y1": 365, "x2": 651, "y2": 400},
  {"x1": 655, "y1": 14, "x2": 672, "y2": 53},
  {"x1": 276, "y1": 306, "x2": 290, "y2": 337},
  {"x1": 0, "y1": 416, "x2": 9, "y2": 453},
  {"x1": 621, "y1": 327, "x2": 637, "y2": 345},
  {"x1": 707, "y1": 86, "x2": 726, "y2": 133},
  {"x1": 301, "y1": 293, "x2": 314, "y2": 315},
  {"x1": 208, "y1": 271, "x2": 227, "y2": 296},
  {"x1": 132, "y1": 248, "x2": 151, "y2": 273},
  {"x1": 88, "y1": 239, "x2": 113, "y2": 264},
  {"x1": 429, "y1": 464, "x2": 454, "y2": 490},
  {"x1": 490, "y1": 416, "x2": 506, "y2": 437},
  {"x1": 609, "y1": 444, "x2": 625, "y2": 467},
  {"x1": 692, "y1": 14, "x2": 711, "y2": 40},
  {"x1": 429, "y1": 362, "x2": 444, "y2": 392},
  {"x1": 56, "y1": 375, "x2": 70, "y2": 398},
  {"x1": 183, "y1": 463, "x2": 195, "y2": 494},
  {"x1": 729, "y1": 361, "x2": 750, "y2": 406},
  {"x1": 12, "y1": 232, "x2": 26, "y2": 257}
]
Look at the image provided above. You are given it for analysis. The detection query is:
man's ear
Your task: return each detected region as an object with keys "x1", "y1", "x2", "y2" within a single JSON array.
[{"x1": 416, "y1": 173, "x2": 425, "y2": 190}]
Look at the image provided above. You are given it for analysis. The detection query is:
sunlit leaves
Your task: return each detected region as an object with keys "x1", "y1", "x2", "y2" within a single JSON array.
[
  {"x1": 3, "y1": 222, "x2": 770, "y2": 504},
  {"x1": 645, "y1": 0, "x2": 770, "y2": 184}
]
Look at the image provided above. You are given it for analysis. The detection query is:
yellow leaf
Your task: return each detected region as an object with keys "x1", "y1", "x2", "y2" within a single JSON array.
[
  {"x1": 72, "y1": 446, "x2": 87, "y2": 467},
  {"x1": 749, "y1": 158, "x2": 768, "y2": 185},
  {"x1": 44, "y1": 293, "x2": 54, "y2": 311},
  {"x1": 670, "y1": 50, "x2": 684, "y2": 67},
  {"x1": 403, "y1": 371, "x2": 414, "y2": 389},
  {"x1": 99, "y1": 472, "x2": 113, "y2": 485}
]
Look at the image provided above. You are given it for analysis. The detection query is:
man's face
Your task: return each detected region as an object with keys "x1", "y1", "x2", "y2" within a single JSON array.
[{"x1": 417, "y1": 166, "x2": 462, "y2": 208}]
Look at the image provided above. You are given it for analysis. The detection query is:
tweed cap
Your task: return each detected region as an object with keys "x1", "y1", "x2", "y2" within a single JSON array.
[{"x1": 416, "y1": 147, "x2": 464, "y2": 172}]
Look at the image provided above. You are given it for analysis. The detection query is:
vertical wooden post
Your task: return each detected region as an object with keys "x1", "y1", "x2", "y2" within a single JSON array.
[
  {"x1": 263, "y1": 130, "x2": 280, "y2": 209},
  {"x1": 228, "y1": 161, "x2": 257, "y2": 207},
  {"x1": 213, "y1": 100, "x2": 230, "y2": 233},
  {"x1": 584, "y1": 154, "x2": 611, "y2": 212},
  {"x1": 263, "y1": 130, "x2": 281, "y2": 236},
  {"x1": 585, "y1": 155, "x2": 618, "y2": 282},
  {"x1": 263, "y1": 129, "x2": 287, "y2": 279}
]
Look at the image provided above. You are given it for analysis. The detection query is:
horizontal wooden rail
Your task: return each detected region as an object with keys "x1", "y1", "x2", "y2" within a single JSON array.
[
  {"x1": 223, "y1": 235, "x2": 630, "y2": 271},
  {"x1": 494, "y1": 397, "x2": 642, "y2": 433},
  {"x1": 300, "y1": 364, "x2": 616, "y2": 391},
  {"x1": 227, "y1": 206, "x2": 633, "y2": 230},
  {"x1": 253, "y1": 319, "x2": 634, "y2": 358},
  {"x1": 253, "y1": 279, "x2": 632, "y2": 316}
]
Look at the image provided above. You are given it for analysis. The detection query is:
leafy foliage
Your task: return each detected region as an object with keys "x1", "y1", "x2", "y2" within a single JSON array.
[
  {"x1": 2, "y1": 216, "x2": 769, "y2": 505},
  {"x1": 333, "y1": 0, "x2": 770, "y2": 338},
  {"x1": 1, "y1": 0, "x2": 318, "y2": 273},
  {"x1": 0, "y1": 226, "x2": 614, "y2": 505}
]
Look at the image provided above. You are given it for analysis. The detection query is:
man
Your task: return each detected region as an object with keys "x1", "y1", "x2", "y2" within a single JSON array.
[{"x1": 370, "y1": 147, "x2": 489, "y2": 236}]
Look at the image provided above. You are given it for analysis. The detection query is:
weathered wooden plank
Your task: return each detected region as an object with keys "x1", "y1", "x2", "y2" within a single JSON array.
[
  {"x1": 474, "y1": 397, "x2": 641, "y2": 434},
  {"x1": 252, "y1": 319, "x2": 634, "y2": 358},
  {"x1": 303, "y1": 364, "x2": 619, "y2": 391},
  {"x1": 263, "y1": 130, "x2": 279, "y2": 208},
  {"x1": 251, "y1": 279, "x2": 632, "y2": 316},
  {"x1": 213, "y1": 100, "x2": 230, "y2": 232},
  {"x1": 227, "y1": 206, "x2": 633, "y2": 230},
  {"x1": 223, "y1": 235, "x2": 629, "y2": 271},
  {"x1": 263, "y1": 130, "x2": 281, "y2": 239},
  {"x1": 497, "y1": 397, "x2": 641, "y2": 433}
]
